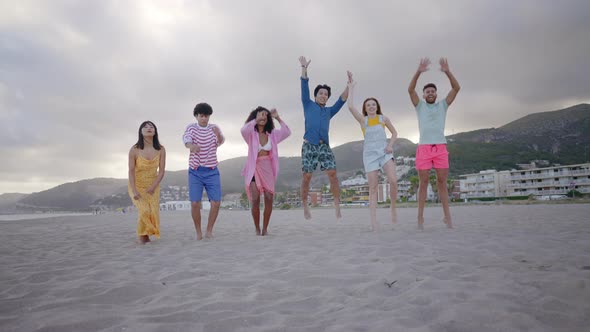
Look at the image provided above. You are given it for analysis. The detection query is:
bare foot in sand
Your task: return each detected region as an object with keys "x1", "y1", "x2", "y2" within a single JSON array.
[
  {"x1": 443, "y1": 217, "x2": 453, "y2": 229},
  {"x1": 417, "y1": 217, "x2": 424, "y2": 231},
  {"x1": 261, "y1": 229, "x2": 268, "y2": 236},
  {"x1": 255, "y1": 229, "x2": 261, "y2": 236},
  {"x1": 303, "y1": 204, "x2": 312, "y2": 220},
  {"x1": 205, "y1": 232, "x2": 214, "y2": 239},
  {"x1": 335, "y1": 205, "x2": 342, "y2": 222},
  {"x1": 138, "y1": 235, "x2": 150, "y2": 244}
]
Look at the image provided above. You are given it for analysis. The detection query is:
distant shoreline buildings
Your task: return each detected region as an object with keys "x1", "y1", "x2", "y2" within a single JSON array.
[{"x1": 149, "y1": 160, "x2": 589, "y2": 211}]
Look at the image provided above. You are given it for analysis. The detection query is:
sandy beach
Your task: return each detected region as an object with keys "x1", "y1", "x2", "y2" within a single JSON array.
[{"x1": 1, "y1": 204, "x2": 589, "y2": 331}]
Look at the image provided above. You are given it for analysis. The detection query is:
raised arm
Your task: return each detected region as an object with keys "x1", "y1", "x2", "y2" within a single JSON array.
[
  {"x1": 340, "y1": 71, "x2": 351, "y2": 101},
  {"x1": 383, "y1": 116, "x2": 398, "y2": 154},
  {"x1": 299, "y1": 56, "x2": 312, "y2": 104},
  {"x1": 241, "y1": 119, "x2": 256, "y2": 141},
  {"x1": 147, "y1": 147, "x2": 166, "y2": 194},
  {"x1": 128, "y1": 147, "x2": 140, "y2": 200},
  {"x1": 408, "y1": 58, "x2": 430, "y2": 107},
  {"x1": 346, "y1": 71, "x2": 364, "y2": 126},
  {"x1": 440, "y1": 58, "x2": 461, "y2": 106},
  {"x1": 270, "y1": 108, "x2": 291, "y2": 143},
  {"x1": 299, "y1": 56, "x2": 311, "y2": 79}
]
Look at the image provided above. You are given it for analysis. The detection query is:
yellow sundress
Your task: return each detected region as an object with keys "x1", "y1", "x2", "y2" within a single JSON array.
[{"x1": 128, "y1": 152, "x2": 161, "y2": 238}]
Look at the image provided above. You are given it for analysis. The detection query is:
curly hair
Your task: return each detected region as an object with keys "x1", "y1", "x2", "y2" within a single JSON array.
[{"x1": 245, "y1": 106, "x2": 275, "y2": 133}]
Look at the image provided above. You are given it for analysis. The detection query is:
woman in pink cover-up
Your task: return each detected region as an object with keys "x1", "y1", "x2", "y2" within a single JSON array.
[{"x1": 241, "y1": 107, "x2": 291, "y2": 235}]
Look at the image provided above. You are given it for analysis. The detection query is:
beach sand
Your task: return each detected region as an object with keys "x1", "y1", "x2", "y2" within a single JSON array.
[{"x1": 1, "y1": 204, "x2": 589, "y2": 331}]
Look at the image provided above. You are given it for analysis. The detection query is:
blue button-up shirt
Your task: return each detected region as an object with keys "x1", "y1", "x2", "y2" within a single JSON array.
[{"x1": 301, "y1": 77, "x2": 345, "y2": 145}]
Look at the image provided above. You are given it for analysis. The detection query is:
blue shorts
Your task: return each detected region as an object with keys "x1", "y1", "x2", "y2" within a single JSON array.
[{"x1": 189, "y1": 167, "x2": 222, "y2": 202}]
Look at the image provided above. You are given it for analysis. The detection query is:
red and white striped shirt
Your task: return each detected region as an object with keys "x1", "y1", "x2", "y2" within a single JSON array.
[{"x1": 182, "y1": 123, "x2": 222, "y2": 169}]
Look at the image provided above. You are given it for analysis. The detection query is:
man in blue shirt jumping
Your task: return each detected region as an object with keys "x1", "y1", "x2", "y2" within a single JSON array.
[{"x1": 298, "y1": 56, "x2": 349, "y2": 221}]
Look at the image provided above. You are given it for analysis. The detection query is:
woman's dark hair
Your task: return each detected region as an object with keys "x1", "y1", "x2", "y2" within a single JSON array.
[
  {"x1": 313, "y1": 84, "x2": 331, "y2": 98},
  {"x1": 423, "y1": 83, "x2": 437, "y2": 91},
  {"x1": 193, "y1": 102, "x2": 213, "y2": 116},
  {"x1": 362, "y1": 98, "x2": 383, "y2": 116},
  {"x1": 245, "y1": 106, "x2": 275, "y2": 133},
  {"x1": 133, "y1": 120, "x2": 161, "y2": 150}
]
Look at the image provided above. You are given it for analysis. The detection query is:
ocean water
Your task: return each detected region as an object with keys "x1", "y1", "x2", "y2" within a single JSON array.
[{"x1": 0, "y1": 213, "x2": 93, "y2": 221}]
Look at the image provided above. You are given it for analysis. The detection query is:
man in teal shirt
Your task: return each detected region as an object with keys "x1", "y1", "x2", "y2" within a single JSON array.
[
  {"x1": 408, "y1": 57, "x2": 461, "y2": 230},
  {"x1": 299, "y1": 56, "x2": 349, "y2": 221}
]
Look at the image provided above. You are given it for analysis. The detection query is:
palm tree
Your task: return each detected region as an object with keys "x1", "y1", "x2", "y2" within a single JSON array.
[
  {"x1": 240, "y1": 191, "x2": 249, "y2": 209},
  {"x1": 429, "y1": 174, "x2": 439, "y2": 202},
  {"x1": 408, "y1": 176, "x2": 420, "y2": 199},
  {"x1": 447, "y1": 178, "x2": 456, "y2": 200}
]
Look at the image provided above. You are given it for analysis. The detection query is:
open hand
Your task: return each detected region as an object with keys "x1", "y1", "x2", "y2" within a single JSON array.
[
  {"x1": 270, "y1": 108, "x2": 279, "y2": 119},
  {"x1": 211, "y1": 125, "x2": 221, "y2": 136},
  {"x1": 189, "y1": 144, "x2": 200, "y2": 154},
  {"x1": 439, "y1": 57, "x2": 450, "y2": 73},
  {"x1": 299, "y1": 56, "x2": 311, "y2": 68},
  {"x1": 418, "y1": 58, "x2": 431, "y2": 73},
  {"x1": 347, "y1": 71, "x2": 355, "y2": 88}
]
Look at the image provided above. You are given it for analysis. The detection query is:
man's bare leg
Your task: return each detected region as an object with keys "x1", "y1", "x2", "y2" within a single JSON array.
[
  {"x1": 417, "y1": 169, "x2": 430, "y2": 230},
  {"x1": 326, "y1": 169, "x2": 342, "y2": 221},
  {"x1": 301, "y1": 172, "x2": 313, "y2": 220},
  {"x1": 367, "y1": 170, "x2": 380, "y2": 231},
  {"x1": 383, "y1": 160, "x2": 398, "y2": 225},
  {"x1": 250, "y1": 182, "x2": 261, "y2": 235},
  {"x1": 205, "y1": 201, "x2": 221, "y2": 238},
  {"x1": 435, "y1": 168, "x2": 453, "y2": 229},
  {"x1": 262, "y1": 192, "x2": 273, "y2": 235},
  {"x1": 191, "y1": 201, "x2": 203, "y2": 240}
]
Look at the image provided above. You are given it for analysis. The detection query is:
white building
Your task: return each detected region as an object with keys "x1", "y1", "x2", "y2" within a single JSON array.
[
  {"x1": 221, "y1": 193, "x2": 242, "y2": 208},
  {"x1": 397, "y1": 180, "x2": 412, "y2": 198},
  {"x1": 342, "y1": 176, "x2": 368, "y2": 186},
  {"x1": 408, "y1": 183, "x2": 435, "y2": 202},
  {"x1": 395, "y1": 156, "x2": 416, "y2": 166},
  {"x1": 459, "y1": 170, "x2": 511, "y2": 199},
  {"x1": 459, "y1": 163, "x2": 590, "y2": 199},
  {"x1": 507, "y1": 163, "x2": 590, "y2": 197},
  {"x1": 160, "y1": 201, "x2": 211, "y2": 211}
]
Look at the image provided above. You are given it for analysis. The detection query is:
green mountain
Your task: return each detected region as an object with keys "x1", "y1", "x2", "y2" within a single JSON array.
[
  {"x1": 16, "y1": 178, "x2": 128, "y2": 211},
  {"x1": 447, "y1": 103, "x2": 590, "y2": 175},
  {"x1": 5, "y1": 104, "x2": 589, "y2": 211}
]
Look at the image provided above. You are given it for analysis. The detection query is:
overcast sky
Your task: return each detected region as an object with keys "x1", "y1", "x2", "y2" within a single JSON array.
[{"x1": 1, "y1": 0, "x2": 589, "y2": 194}]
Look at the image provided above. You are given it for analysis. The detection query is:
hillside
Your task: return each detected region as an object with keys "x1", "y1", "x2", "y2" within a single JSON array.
[{"x1": 5, "y1": 104, "x2": 589, "y2": 211}]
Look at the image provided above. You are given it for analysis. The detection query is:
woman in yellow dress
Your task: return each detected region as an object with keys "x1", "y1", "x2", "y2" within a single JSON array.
[{"x1": 128, "y1": 121, "x2": 166, "y2": 244}]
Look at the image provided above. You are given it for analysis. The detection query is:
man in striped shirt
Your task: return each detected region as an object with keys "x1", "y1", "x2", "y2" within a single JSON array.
[{"x1": 183, "y1": 102, "x2": 225, "y2": 240}]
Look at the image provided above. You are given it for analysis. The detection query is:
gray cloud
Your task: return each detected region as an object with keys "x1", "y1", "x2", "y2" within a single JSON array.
[{"x1": 1, "y1": 0, "x2": 589, "y2": 193}]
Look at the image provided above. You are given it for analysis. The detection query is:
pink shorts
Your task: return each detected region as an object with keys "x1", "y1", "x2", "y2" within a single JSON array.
[{"x1": 415, "y1": 144, "x2": 449, "y2": 170}]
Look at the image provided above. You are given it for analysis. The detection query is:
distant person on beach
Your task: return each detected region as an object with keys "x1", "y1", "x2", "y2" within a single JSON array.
[
  {"x1": 298, "y1": 56, "x2": 349, "y2": 221},
  {"x1": 347, "y1": 71, "x2": 398, "y2": 231},
  {"x1": 241, "y1": 107, "x2": 291, "y2": 235},
  {"x1": 407, "y1": 58, "x2": 460, "y2": 230},
  {"x1": 128, "y1": 121, "x2": 166, "y2": 244},
  {"x1": 183, "y1": 103, "x2": 225, "y2": 240}
]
